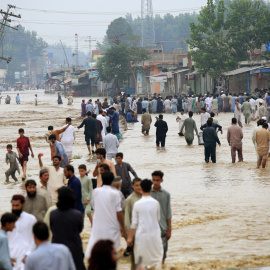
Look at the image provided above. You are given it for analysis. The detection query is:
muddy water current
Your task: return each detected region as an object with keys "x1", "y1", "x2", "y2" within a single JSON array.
[{"x1": 0, "y1": 91, "x2": 270, "y2": 270}]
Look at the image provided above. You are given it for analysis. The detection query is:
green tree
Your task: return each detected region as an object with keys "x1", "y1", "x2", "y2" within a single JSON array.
[
  {"x1": 0, "y1": 25, "x2": 48, "y2": 85},
  {"x1": 187, "y1": 0, "x2": 237, "y2": 78},
  {"x1": 127, "y1": 12, "x2": 198, "y2": 52},
  {"x1": 106, "y1": 17, "x2": 134, "y2": 46},
  {"x1": 97, "y1": 44, "x2": 150, "y2": 94},
  {"x1": 226, "y1": 0, "x2": 270, "y2": 61},
  {"x1": 187, "y1": 0, "x2": 270, "y2": 79}
]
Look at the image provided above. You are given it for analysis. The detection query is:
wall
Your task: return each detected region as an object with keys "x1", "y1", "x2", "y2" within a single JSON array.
[{"x1": 228, "y1": 73, "x2": 248, "y2": 94}]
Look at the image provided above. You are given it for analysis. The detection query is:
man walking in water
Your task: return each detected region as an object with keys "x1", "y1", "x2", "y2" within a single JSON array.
[
  {"x1": 141, "y1": 108, "x2": 152, "y2": 136},
  {"x1": 234, "y1": 99, "x2": 242, "y2": 128},
  {"x1": 17, "y1": 128, "x2": 34, "y2": 181},
  {"x1": 180, "y1": 111, "x2": 198, "y2": 145},
  {"x1": 227, "y1": 118, "x2": 243, "y2": 163},
  {"x1": 256, "y1": 123, "x2": 270, "y2": 169},
  {"x1": 242, "y1": 97, "x2": 252, "y2": 124},
  {"x1": 154, "y1": 114, "x2": 168, "y2": 149},
  {"x1": 77, "y1": 111, "x2": 97, "y2": 155},
  {"x1": 203, "y1": 119, "x2": 221, "y2": 163}
]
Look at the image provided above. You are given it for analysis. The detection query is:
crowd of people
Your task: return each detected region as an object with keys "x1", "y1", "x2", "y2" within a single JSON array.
[
  {"x1": 1, "y1": 156, "x2": 171, "y2": 269},
  {"x1": 0, "y1": 91, "x2": 172, "y2": 270},
  {"x1": 1, "y1": 88, "x2": 270, "y2": 270}
]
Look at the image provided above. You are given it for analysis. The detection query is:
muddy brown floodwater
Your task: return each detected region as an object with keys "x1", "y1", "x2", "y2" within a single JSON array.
[{"x1": 0, "y1": 91, "x2": 270, "y2": 270}]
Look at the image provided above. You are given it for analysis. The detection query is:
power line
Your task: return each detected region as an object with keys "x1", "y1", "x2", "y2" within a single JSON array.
[
  {"x1": 16, "y1": 6, "x2": 201, "y2": 15},
  {"x1": 0, "y1": 4, "x2": 21, "y2": 63}
]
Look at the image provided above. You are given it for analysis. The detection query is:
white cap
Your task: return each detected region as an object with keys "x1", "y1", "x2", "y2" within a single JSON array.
[{"x1": 262, "y1": 116, "x2": 267, "y2": 120}]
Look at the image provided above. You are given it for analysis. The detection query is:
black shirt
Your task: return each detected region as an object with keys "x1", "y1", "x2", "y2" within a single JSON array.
[{"x1": 154, "y1": 120, "x2": 168, "y2": 137}]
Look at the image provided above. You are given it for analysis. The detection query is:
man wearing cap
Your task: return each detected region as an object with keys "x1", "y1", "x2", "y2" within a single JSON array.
[
  {"x1": 7, "y1": 195, "x2": 37, "y2": 270},
  {"x1": 255, "y1": 96, "x2": 264, "y2": 119},
  {"x1": 256, "y1": 123, "x2": 270, "y2": 168}
]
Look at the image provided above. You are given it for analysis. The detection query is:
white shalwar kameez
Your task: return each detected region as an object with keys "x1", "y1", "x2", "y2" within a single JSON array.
[
  {"x1": 97, "y1": 114, "x2": 107, "y2": 139},
  {"x1": 131, "y1": 196, "x2": 163, "y2": 269},
  {"x1": 249, "y1": 98, "x2": 256, "y2": 120},
  {"x1": 205, "y1": 97, "x2": 213, "y2": 112},
  {"x1": 201, "y1": 112, "x2": 210, "y2": 126},
  {"x1": 7, "y1": 212, "x2": 37, "y2": 270},
  {"x1": 60, "y1": 125, "x2": 76, "y2": 159},
  {"x1": 85, "y1": 186, "x2": 122, "y2": 258},
  {"x1": 164, "y1": 99, "x2": 171, "y2": 113},
  {"x1": 255, "y1": 98, "x2": 264, "y2": 119},
  {"x1": 176, "y1": 114, "x2": 187, "y2": 132},
  {"x1": 234, "y1": 104, "x2": 242, "y2": 127}
]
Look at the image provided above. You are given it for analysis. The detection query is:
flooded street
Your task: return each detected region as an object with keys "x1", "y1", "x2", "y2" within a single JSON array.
[{"x1": 0, "y1": 91, "x2": 270, "y2": 269}]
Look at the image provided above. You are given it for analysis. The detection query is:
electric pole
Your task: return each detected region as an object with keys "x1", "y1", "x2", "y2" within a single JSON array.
[
  {"x1": 60, "y1": 40, "x2": 69, "y2": 68},
  {"x1": 84, "y1": 36, "x2": 96, "y2": 64},
  {"x1": 0, "y1": 4, "x2": 21, "y2": 63},
  {"x1": 75, "y1": 33, "x2": 79, "y2": 69},
  {"x1": 141, "y1": 0, "x2": 155, "y2": 47}
]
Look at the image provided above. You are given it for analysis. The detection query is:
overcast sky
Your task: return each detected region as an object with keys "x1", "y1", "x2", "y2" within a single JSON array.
[{"x1": 0, "y1": 0, "x2": 207, "y2": 51}]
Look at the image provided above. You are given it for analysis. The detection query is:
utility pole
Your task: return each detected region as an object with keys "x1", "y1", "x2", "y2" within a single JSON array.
[
  {"x1": 75, "y1": 33, "x2": 79, "y2": 69},
  {"x1": 84, "y1": 36, "x2": 96, "y2": 64},
  {"x1": 0, "y1": 4, "x2": 21, "y2": 63},
  {"x1": 60, "y1": 40, "x2": 69, "y2": 68},
  {"x1": 141, "y1": 0, "x2": 155, "y2": 47}
]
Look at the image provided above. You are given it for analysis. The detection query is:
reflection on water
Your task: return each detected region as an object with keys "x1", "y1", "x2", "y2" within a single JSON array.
[{"x1": 0, "y1": 91, "x2": 270, "y2": 270}]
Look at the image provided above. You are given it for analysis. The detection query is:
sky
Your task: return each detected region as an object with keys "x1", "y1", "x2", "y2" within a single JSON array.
[{"x1": 0, "y1": 0, "x2": 208, "y2": 52}]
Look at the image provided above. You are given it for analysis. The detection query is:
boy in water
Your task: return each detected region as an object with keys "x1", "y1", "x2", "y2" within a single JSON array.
[
  {"x1": 5, "y1": 144, "x2": 20, "y2": 184},
  {"x1": 78, "y1": 164, "x2": 93, "y2": 224},
  {"x1": 17, "y1": 128, "x2": 34, "y2": 181}
]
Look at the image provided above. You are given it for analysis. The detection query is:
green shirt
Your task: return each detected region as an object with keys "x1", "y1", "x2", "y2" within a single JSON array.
[
  {"x1": 79, "y1": 175, "x2": 93, "y2": 204},
  {"x1": 124, "y1": 192, "x2": 141, "y2": 230},
  {"x1": 24, "y1": 194, "x2": 48, "y2": 221},
  {"x1": 151, "y1": 187, "x2": 172, "y2": 234}
]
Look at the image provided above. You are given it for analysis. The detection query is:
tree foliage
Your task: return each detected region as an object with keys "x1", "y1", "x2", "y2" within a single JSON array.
[
  {"x1": 0, "y1": 25, "x2": 48, "y2": 84},
  {"x1": 97, "y1": 44, "x2": 150, "y2": 92},
  {"x1": 106, "y1": 17, "x2": 135, "y2": 47},
  {"x1": 127, "y1": 12, "x2": 198, "y2": 52},
  {"x1": 226, "y1": 0, "x2": 270, "y2": 60},
  {"x1": 187, "y1": 0, "x2": 270, "y2": 78}
]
